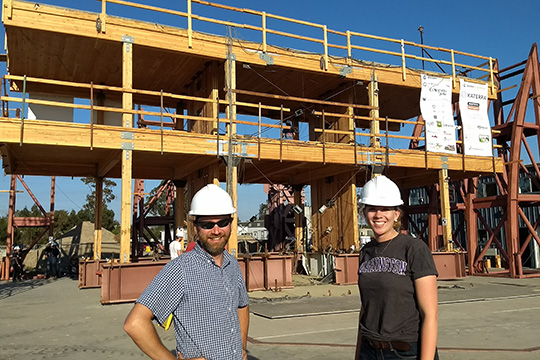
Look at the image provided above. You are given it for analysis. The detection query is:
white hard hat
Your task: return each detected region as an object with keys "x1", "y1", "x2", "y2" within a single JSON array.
[
  {"x1": 176, "y1": 228, "x2": 185, "y2": 238},
  {"x1": 13, "y1": 245, "x2": 20, "y2": 251},
  {"x1": 360, "y1": 175, "x2": 404, "y2": 207},
  {"x1": 189, "y1": 184, "x2": 236, "y2": 216}
]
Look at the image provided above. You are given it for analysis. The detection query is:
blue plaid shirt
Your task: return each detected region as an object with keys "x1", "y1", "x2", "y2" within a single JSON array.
[{"x1": 137, "y1": 243, "x2": 249, "y2": 360}]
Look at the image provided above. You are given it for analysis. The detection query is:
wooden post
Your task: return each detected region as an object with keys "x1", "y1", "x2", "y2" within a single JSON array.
[
  {"x1": 94, "y1": 177, "x2": 103, "y2": 260},
  {"x1": 49, "y1": 176, "x2": 55, "y2": 240},
  {"x1": 294, "y1": 189, "x2": 303, "y2": 253},
  {"x1": 451, "y1": 49, "x2": 456, "y2": 89},
  {"x1": 1, "y1": 175, "x2": 16, "y2": 280},
  {"x1": 225, "y1": 33, "x2": 238, "y2": 257},
  {"x1": 262, "y1": 12, "x2": 267, "y2": 53},
  {"x1": 439, "y1": 168, "x2": 453, "y2": 252},
  {"x1": 368, "y1": 73, "x2": 380, "y2": 148},
  {"x1": 120, "y1": 35, "x2": 134, "y2": 264},
  {"x1": 229, "y1": 170, "x2": 238, "y2": 257},
  {"x1": 400, "y1": 39, "x2": 406, "y2": 81},
  {"x1": 100, "y1": 0, "x2": 107, "y2": 33},
  {"x1": 187, "y1": 0, "x2": 192, "y2": 48},
  {"x1": 349, "y1": 179, "x2": 359, "y2": 251}
]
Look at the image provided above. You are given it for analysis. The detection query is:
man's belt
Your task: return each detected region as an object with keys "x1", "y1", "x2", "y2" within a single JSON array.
[{"x1": 367, "y1": 338, "x2": 412, "y2": 352}]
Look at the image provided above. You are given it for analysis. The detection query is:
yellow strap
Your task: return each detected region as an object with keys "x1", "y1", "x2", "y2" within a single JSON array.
[{"x1": 161, "y1": 314, "x2": 173, "y2": 331}]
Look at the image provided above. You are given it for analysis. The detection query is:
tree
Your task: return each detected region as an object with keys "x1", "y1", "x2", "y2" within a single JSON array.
[
  {"x1": 0, "y1": 216, "x2": 7, "y2": 245},
  {"x1": 146, "y1": 180, "x2": 170, "y2": 216},
  {"x1": 81, "y1": 177, "x2": 117, "y2": 207},
  {"x1": 12, "y1": 205, "x2": 44, "y2": 246},
  {"x1": 53, "y1": 209, "x2": 79, "y2": 239},
  {"x1": 258, "y1": 202, "x2": 268, "y2": 220},
  {"x1": 77, "y1": 177, "x2": 119, "y2": 232}
]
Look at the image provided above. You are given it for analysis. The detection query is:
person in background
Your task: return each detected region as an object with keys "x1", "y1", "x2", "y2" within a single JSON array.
[
  {"x1": 10, "y1": 245, "x2": 24, "y2": 282},
  {"x1": 355, "y1": 175, "x2": 439, "y2": 360},
  {"x1": 169, "y1": 227, "x2": 185, "y2": 261},
  {"x1": 46, "y1": 242, "x2": 60, "y2": 279},
  {"x1": 124, "y1": 184, "x2": 249, "y2": 360}
]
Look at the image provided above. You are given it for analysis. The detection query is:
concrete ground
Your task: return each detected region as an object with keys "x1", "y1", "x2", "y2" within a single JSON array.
[{"x1": 1, "y1": 274, "x2": 540, "y2": 360}]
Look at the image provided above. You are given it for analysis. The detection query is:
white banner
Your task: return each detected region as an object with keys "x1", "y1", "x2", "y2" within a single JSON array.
[
  {"x1": 459, "y1": 79, "x2": 492, "y2": 157},
  {"x1": 420, "y1": 75, "x2": 456, "y2": 154}
]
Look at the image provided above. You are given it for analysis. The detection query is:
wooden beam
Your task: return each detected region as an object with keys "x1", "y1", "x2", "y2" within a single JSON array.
[
  {"x1": 439, "y1": 168, "x2": 453, "y2": 251},
  {"x1": 97, "y1": 150, "x2": 121, "y2": 177},
  {"x1": 368, "y1": 72, "x2": 380, "y2": 148},
  {"x1": 120, "y1": 34, "x2": 133, "y2": 264},
  {"x1": 94, "y1": 177, "x2": 103, "y2": 260}
]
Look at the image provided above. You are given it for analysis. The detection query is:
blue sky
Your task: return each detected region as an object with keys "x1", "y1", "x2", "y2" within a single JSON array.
[{"x1": 0, "y1": 0, "x2": 539, "y2": 221}]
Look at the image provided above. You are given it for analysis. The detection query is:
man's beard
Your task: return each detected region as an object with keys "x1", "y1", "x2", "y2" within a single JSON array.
[{"x1": 198, "y1": 233, "x2": 230, "y2": 256}]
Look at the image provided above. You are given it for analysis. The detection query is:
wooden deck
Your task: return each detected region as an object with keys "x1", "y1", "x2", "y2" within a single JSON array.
[
  {"x1": 0, "y1": 0, "x2": 502, "y2": 188},
  {"x1": 0, "y1": 0, "x2": 503, "y2": 259}
]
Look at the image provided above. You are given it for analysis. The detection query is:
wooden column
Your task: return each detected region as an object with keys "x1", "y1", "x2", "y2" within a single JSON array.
[
  {"x1": 225, "y1": 42, "x2": 238, "y2": 257},
  {"x1": 294, "y1": 189, "x2": 304, "y2": 253},
  {"x1": 1, "y1": 175, "x2": 16, "y2": 280},
  {"x1": 93, "y1": 177, "x2": 103, "y2": 260},
  {"x1": 368, "y1": 73, "x2": 380, "y2": 148},
  {"x1": 349, "y1": 180, "x2": 359, "y2": 251},
  {"x1": 48, "y1": 176, "x2": 55, "y2": 239},
  {"x1": 439, "y1": 168, "x2": 453, "y2": 252},
  {"x1": 120, "y1": 35, "x2": 134, "y2": 264}
]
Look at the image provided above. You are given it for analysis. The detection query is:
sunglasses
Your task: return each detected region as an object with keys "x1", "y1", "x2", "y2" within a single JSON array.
[{"x1": 196, "y1": 218, "x2": 232, "y2": 230}]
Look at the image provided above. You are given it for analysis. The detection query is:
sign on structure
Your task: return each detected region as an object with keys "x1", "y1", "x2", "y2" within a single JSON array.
[
  {"x1": 420, "y1": 75, "x2": 456, "y2": 154},
  {"x1": 459, "y1": 79, "x2": 492, "y2": 157}
]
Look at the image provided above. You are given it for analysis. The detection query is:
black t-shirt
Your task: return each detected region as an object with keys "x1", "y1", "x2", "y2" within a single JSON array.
[
  {"x1": 47, "y1": 247, "x2": 60, "y2": 258},
  {"x1": 358, "y1": 233, "x2": 438, "y2": 342}
]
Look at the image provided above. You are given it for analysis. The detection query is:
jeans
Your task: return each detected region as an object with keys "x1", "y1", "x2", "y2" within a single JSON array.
[
  {"x1": 47, "y1": 257, "x2": 58, "y2": 278},
  {"x1": 360, "y1": 337, "x2": 439, "y2": 360}
]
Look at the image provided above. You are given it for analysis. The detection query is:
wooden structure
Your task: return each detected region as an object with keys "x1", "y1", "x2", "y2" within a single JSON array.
[{"x1": 0, "y1": 0, "x2": 502, "y2": 276}]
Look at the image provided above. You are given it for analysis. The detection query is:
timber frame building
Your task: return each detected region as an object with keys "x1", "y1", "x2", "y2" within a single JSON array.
[{"x1": 0, "y1": 1, "x2": 503, "y2": 272}]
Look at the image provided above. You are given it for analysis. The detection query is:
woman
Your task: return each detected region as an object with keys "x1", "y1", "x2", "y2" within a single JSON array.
[{"x1": 355, "y1": 175, "x2": 439, "y2": 360}]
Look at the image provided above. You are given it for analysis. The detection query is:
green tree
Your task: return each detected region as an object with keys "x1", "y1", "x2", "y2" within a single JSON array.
[
  {"x1": 0, "y1": 216, "x2": 7, "y2": 245},
  {"x1": 77, "y1": 177, "x2": 119, "y2": 233},
  {"x1": 13, "y1": 205, "x2": 43, "y2": 246},
  {"x1": 146, "y1": 180, "x2": 170, "y2": 216},
  {"x1": 53, "y1": 209, "x2": 79, "y2": 239},
  {"x1": 258, "y1": 202, "x2": 268, "y2": 220}
]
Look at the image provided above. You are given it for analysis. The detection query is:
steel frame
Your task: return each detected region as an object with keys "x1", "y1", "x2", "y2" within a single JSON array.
[
  {"x1": 475, "y1": 43, "x2": 540, "y2": 278},
  {"x1": 407, "y1": 44, "x2": 540, "y2": 278},
  {"x1": 0, "y1": 175, "x2": 55, "y2": 280}
]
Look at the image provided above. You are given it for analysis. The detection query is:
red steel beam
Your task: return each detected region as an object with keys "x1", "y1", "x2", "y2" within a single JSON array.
[{"x1": 13, "y1": 217, "x2": 51, "y2": 227}]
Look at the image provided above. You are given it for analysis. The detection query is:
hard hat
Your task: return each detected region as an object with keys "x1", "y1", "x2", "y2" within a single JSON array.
[
  {"x1": 189, "y1": 184, "x2": 236, "y2": 216},
  {"x1": 360, "y1": 175, "x2": 404, "y2": 207},
  {"x1": 176, "y1": 228, "x2": 185, "y2": 238},
  {"x1": 13, "y1": 245, "x2": 20, "y2": 251}
]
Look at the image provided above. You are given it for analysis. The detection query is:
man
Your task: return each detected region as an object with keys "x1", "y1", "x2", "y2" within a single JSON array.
[
  {"x1": 46, "y1": 242, "x2": 60, "y2": 279},
  {"x1": 10, "y1": 245, "x2": 23, "y2": 282},
  {"x1": 124, "y1": 184, "x2": 250, "y2": 360},
  {"x1": 169, "y1": 228, "x2": 185, "y2": 260}
]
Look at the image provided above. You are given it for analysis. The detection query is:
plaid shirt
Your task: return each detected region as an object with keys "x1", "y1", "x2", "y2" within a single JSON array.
[{"x1": 137, "y1": 243, "x2": 249, "y2": 360}]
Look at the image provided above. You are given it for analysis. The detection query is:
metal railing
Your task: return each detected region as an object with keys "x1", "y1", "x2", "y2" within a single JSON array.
[
  {"x1": 94, "y1": 0, "x2": 496, "y2": 93},
  {"x1": 2, "y1": 74, "x2": 501, "y2": 170}
]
